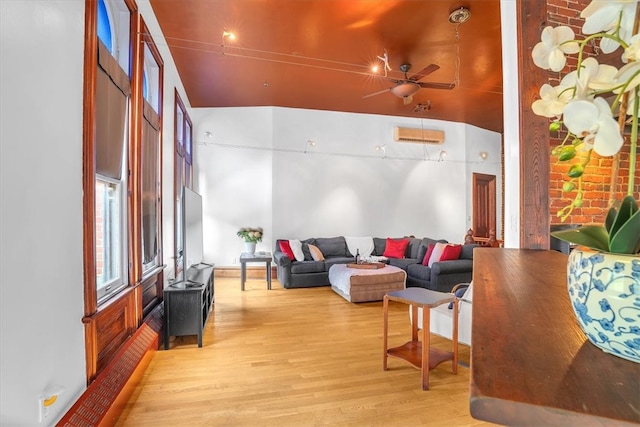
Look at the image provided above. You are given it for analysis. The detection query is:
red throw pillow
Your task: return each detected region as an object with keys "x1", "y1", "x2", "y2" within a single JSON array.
[
  {"x1": 279, "y1": 240, "x2": 295, "y2": 260},
  {"x1": 440, "y1": 244, "x2": 463, "y2": 261},
  {"x1": 383, "y1": 238, "x2": 409, "y2": 259},
  {"x1": 422, "y1": 244, "x2": 435, "y2": 266}
]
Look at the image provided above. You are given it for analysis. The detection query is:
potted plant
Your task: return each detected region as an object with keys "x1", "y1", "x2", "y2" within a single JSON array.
[
  {"x1": 237, "y1": 227, "x2": 263, "y2": 254},
  {"x1": 531, "y1": 0, "x2": 640, "y2": 363}
]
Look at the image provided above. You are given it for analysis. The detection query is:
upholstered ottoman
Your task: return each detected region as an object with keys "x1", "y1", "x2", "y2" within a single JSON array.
[{"x1": 329, "y1": 264, "x2": 406, "y2": 303}]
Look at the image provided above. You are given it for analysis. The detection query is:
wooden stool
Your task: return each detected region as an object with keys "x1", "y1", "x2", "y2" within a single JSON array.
[{"x1": 383, "y1": 288, "x2": 459, "y2": 390}]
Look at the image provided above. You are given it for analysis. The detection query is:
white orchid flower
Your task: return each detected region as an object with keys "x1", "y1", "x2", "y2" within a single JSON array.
[
  {"x1": 532, "y1": 83, "x2": 574, "y2": 117},
  {"x1": 615, "y1": 61, "x2": 640, "y2": 93},
  {"x1": 588, "y1": 62, "x2": 620, "y2": 92},
  {"x1": 563, "y1": 97, "x2": 624, "y2": 156},
  {"x1": 625, "y1": 93, "x2": 640, "y2": 117},
  {"x1": 622, "y1": 34, "x2": 640, "y2": 62},
  {"x1": 581, "y1": 0, "x2": 639, "y2": 53},
  {"x1": 532, "y1": 26, "x2": 580, "y2": 72},
  {"x1": 562, "y1": 57, "x2": 619, "y2": 97}
]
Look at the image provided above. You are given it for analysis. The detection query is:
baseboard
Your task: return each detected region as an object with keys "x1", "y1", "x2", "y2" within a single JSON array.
[{"x1": 57, "y1": 304, "x2": 162, "y2": 426}]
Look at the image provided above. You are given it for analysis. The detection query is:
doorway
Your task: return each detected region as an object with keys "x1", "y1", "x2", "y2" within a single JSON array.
[{"x1": 472, "y1": 173, "x2": 497, "y2": 239}]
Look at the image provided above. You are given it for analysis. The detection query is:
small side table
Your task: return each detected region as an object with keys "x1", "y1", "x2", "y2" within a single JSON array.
[
  {"x1": 240, "y1": 252, "x2": 272, "y2": 290},
  {"x1": 383, "y1": 287, "x2": 458, "y2": 390}
]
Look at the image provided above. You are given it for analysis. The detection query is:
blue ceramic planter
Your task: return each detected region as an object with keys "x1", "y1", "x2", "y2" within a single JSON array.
[{"x1": 567, "y1": 248, "x2": 640, "y2": 363}]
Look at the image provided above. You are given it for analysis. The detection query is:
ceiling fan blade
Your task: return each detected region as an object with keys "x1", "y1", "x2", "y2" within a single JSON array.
[
  {"x1": 418, "y1": 81, "x2": 455, "y2": 90},
  {"x1": 362, "y1": 88, "x2": 391, "y2": 99},
  {"x1": 409, "y1": 64, "x2": 440, "y2": 81}
]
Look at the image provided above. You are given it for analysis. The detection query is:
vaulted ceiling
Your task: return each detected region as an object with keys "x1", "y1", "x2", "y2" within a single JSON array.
[{"x1": 149, "y1": 0, "x2": 504, "y2": 133}]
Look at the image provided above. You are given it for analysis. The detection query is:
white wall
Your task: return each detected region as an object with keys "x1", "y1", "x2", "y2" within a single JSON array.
[
  {"x1": 1, "y1": 2, "x2": 86, "y2": 425},
  {"x1": 465, "y1": 125, "x2": 504, "y2": 239},
  {"x1": 501, "y1": 0, "x2": 521, "y2": 248},
  {"x1": 193, "y1": 107, "x2": 502, "y2": 266}
]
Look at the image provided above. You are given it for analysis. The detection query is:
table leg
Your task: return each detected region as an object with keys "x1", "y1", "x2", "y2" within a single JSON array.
[
  {"x1": 240, "y1": 261, "x2": 246, "y2": 291},
  {"x1": 452, "y1": 298, "x2": 459, "y2": 374},
  {"x1": 266, "y1": 261, "x2": 272, "y2": 290},
  {"x1": 421, "y1": 306, "x2": 430, "y2": 391},
  {"x1": 164, "y1": 295, "x2": 170, "y2": 350},
  {"x1": 411, "y1": 305, "x2": 419, "y2": 341},
  {"x1": 383, "y1": 296, "x2": 389, "y2": 371}
]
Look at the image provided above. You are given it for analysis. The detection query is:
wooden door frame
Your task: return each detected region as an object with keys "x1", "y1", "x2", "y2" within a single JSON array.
[{"x1": 472, "y1": 173, "x2": 497, "y2": 238}]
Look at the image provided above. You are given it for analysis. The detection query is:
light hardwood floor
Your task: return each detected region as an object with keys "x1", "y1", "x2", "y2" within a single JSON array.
[{"x1": 116, "y1": 277, "x2": 495, "y2": 427}]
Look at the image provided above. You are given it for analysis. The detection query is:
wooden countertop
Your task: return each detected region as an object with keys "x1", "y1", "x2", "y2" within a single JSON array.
[{"x1": 470, "y1": 248, "x2": 640, "y2": 426}]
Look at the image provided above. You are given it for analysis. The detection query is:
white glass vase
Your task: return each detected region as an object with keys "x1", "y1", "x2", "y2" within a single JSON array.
[
  {"x1": 567, "y1": 247, "x2": 640, "y2": 363},
  {"x1": 244, "y1": 241, "x2": 256, "y2": 254}
]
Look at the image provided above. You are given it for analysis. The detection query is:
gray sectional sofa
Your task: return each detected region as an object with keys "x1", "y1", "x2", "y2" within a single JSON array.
[{"x1": 274, "y1": 236, "x2": 477, "y2": 292}]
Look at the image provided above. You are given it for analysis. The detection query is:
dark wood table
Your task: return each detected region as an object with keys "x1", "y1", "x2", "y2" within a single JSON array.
[
  {"x1": 470, "y1": 248, "x2": 640, "y2": 426},
  {"x1": 383, "y1": 288, "x2": 458, "y2": 390}
]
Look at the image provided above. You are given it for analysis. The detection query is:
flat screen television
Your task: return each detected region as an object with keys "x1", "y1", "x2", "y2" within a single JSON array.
[{"x1": 182, "y1": 187, "x2": 204, "y2": 278}]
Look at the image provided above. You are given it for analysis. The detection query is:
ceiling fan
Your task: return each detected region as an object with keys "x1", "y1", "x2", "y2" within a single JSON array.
[{"x1": 363, "y1": 63, "x2": 455, "y2": 105}]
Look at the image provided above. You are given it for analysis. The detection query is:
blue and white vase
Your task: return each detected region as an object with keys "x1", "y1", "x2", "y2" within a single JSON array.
[{"x1": 567, "y1": 248, "x2": 640, "y2": 363}]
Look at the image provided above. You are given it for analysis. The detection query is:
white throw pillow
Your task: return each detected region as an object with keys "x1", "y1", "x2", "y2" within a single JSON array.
[
  {"x1": 289, "y1": 239, "x2": 305, "y2": 262},
  {"x1": 428, "y1": 242, "x2": 448, "y2": 267}
]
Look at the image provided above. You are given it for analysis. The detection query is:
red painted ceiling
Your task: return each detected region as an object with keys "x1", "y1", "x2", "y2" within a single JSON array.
[{"x1": 149, "y1": 0, "x2": 503, "y2": 133}]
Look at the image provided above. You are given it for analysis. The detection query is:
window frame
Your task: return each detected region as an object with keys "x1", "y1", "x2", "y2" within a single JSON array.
[
  {"x1": 174, "y1": 91, "x2": 193, "y2": 278},
  {"x1": 95, "y1": 174, "x2": 128, "y2": 304},
  {"x1": 140, "y1": 22, "x2": 164, "y2": 276},
  {"x1": 82, "y1": 0, "x2": 166, "y2": 383}
]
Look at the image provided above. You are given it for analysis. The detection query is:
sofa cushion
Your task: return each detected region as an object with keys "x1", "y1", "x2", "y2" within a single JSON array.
[
  {"x1": 373, "y1": 237, "x2": 387, "y2": 256},
  {"x1": 388, "y1": 258, "x2": 418, "y2": 270},
  {"x1": 422, "y1": 244, "x2": 435, "y2": 266},
  {"x1": 315, "y1": 237, "x2": 349, "y2": 258},
  {"x1": 291, "y1": 261, "x2": 325, "y2": 274},
  {"x1": 384, "y1": 238, "x2": 409, "y2": 258},
  {"x1": 301, "y1": 238, "x2": 316, "y2": 260},
  {"x1": 440, "y1": 244, "x2": 463, "y2": 261},
  {"x1": 308, "y1": 244, "x2": 324, "y2": 261},
  {"x1": 407, "y1": 263, "x2": 432, "y2": 281},
  {"x1": 289, "y1": 239, "x2": 305, "y2": 262},
  {"x1": 428, "y1": 242, "x2": 449, "y2": 267},
  {"x1": 403, "y1": 237, "x2": 421, "y2": 258},
  {"x1": 417, "y1": 238, "x2": 449, "y2": 262},
  {"x1": 324, "y1": 257, "x2": 355, "y2": 270},
  {"x1": 460, "y1": 244, "x2": 477, "y2": 260},
  {"x1": 279, "y1": 240, "x2": 295, "y2": 260}
]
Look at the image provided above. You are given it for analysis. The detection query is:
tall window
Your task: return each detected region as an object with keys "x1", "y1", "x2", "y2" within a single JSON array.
[
  {"x1": 84, "y1": 0, "x2": 165, "y2": 382},
  {"x1": 174, "y1": 92, "x2": 193, "y2": 276},
  {"x1": 141, "y1": 31, "x2": 163, "y2": 274},
  {"x1": 95, "y1": 0, "x2": 131, "y2": 304}
]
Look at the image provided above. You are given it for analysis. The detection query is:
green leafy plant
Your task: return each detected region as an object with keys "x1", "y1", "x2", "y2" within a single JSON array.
[
  {"x1": 551, "y1": 195, "x2": 639, "y2": 254},
  {"x1": 237, "y1": 227, "x2": 263, "y2": 243},
  {"x1": 531, "y1": 0, "x2": 640, "y2": 255}
]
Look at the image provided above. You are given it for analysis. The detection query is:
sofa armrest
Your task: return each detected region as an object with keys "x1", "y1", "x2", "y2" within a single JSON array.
[
  {"x1": 429, "y1": 259, "x2": 473, "y2": 293},
  {"x1": 273, "y1": 251, "x2": 291, "y2": 267},
  {"x1": 430, "y1": 259, "x2": 473, "y2": 275}
]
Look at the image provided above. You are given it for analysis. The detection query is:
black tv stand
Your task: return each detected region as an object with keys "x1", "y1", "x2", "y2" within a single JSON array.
[{"x1": 164, "y1": 263, "x2": 215, "y2": 349}]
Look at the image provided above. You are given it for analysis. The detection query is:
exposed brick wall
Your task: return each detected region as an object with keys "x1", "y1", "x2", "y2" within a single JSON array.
[{"x1": 545, "y1": 0, "x2": 640, "y2": 226}]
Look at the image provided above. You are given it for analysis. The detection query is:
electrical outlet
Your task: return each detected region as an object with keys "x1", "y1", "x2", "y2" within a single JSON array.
[{"x1": 232, "y1": 257, "x2": 237, "y2": 264}]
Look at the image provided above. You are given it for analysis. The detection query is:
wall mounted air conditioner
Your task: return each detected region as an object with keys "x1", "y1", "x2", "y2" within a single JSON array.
[{"x1": 393, "y1": 127, "x2": 445, "y2": 144}]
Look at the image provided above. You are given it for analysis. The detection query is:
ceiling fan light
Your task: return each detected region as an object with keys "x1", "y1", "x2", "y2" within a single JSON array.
[
  {"x1": 449, "y1": 7, "x2": 471, "y2": 24},
  {"x1": 390, "y1": 82, "x2": 421, "y2": 98}
]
